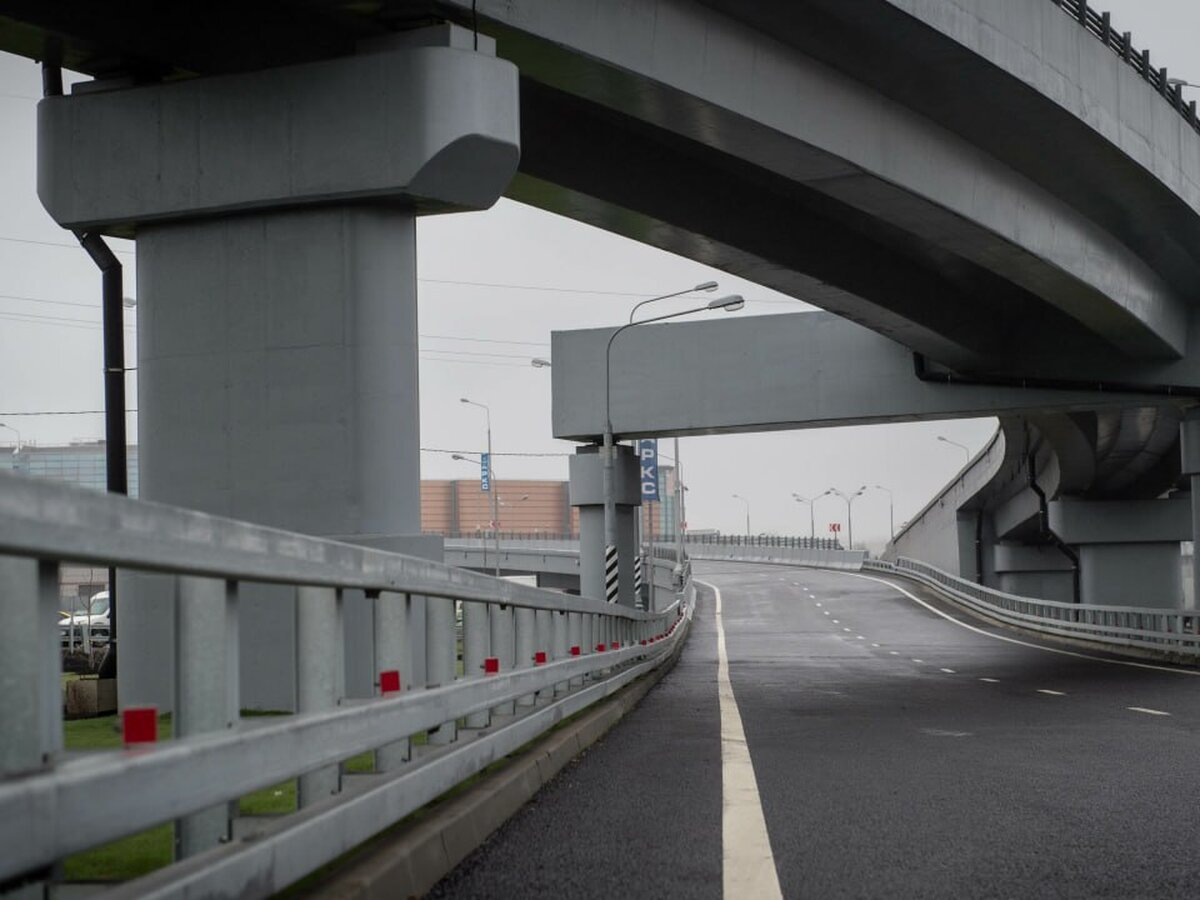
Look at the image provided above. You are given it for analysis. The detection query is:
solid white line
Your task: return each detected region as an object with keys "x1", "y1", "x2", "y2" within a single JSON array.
[
  {"x1": 838, "y1": 571, "x2": 1200, "y2": 678},
  {"x1": 1127, "y1": 706, "x2": 1171, "y2": 716},
  {"x1": 695, "y1": 579, "x2": 784, "y2": 900},
  {"x1": 1037, "y1": 689, "x2": 1066, "y2": 696}
]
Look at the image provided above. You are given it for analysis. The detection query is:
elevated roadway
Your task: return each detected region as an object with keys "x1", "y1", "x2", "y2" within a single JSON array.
[{"x1": 431, "y1": 562, "x2": 1200, "y2": 898}]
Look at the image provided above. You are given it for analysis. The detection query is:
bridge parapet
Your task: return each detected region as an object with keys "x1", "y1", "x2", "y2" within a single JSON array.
[{"x1": 0, "y1": 471, "x2": 691, "y2": 896}]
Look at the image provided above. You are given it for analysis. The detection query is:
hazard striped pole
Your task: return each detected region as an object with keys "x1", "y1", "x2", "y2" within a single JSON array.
[
  {"x1": 605, "y1": 545, "x2": 619, "y2": 603},
  {"x1": 633, "y1": 556, "x2": 644, "y2": 610}
]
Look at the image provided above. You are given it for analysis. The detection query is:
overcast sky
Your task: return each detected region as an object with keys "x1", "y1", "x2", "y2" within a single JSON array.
[{"x1": 0, "y1": 1, "x2": 1196, "y2": 548}]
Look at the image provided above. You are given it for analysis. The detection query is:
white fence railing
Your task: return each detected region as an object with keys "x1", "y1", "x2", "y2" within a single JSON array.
[
  {"x1": 0, "y1": 471, "x2": 692, "y2": 897},
  {"x1": 863, "y1": 557, "x2": 1200, "y2": 657}
]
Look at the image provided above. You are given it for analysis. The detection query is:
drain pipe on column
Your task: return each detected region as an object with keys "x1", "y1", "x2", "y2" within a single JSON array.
[
  {"x1": 46, "y1": 60, "x2": 132, "y2": 681},
  {"x1": 1026, "y1": 451, "x2": 1081, "y2": 606}
]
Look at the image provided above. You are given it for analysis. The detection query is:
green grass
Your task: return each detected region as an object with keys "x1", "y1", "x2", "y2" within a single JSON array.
[{"x1": 60, "y1": 716, "x2": 397, "y2": 881}]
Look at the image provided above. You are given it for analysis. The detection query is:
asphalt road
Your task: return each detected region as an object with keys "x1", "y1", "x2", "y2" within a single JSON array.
[{"x1": 432, "y1": 562, "x2": 1200, "y2": 899}]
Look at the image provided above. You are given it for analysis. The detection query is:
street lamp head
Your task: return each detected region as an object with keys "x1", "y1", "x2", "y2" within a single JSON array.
[
  {"x1": 530, "y1": 357, "x2": 551, "y2": 368},
  {"x1": 694, "y1": 280, "x2": 719, "y2": 292},
  {"x1": 459, "y1": 397, "x2": 470, "y2": 404},
  {"x1": 708, "y1": 294, "x2": 745, "y2": 312},
  {"x1": 451, "y1": 453, "x2": 472, "y2": 462}
]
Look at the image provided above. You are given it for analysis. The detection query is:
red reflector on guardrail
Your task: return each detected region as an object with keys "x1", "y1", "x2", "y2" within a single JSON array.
[
  {"x1": 570, "y1": 645, "x2": 581, "y2": 656},
  {"x1": 534, "y1": 651, "x2": 547, "y2": 665},
  {"x1": 484, "y1": 657, "x2": 500, "y2": 674},
  {"x1": 380, "y1": 670, "x2": 401, "y2": 694},
  {"x1": 611, "y1": 641, "x2": 620, "y2": 649},
  {"x1": 123, "y1": 707, "x2": 157, "y2": 746},
  {"x1": 596, "y1": 643, "x2": 606, "y2": 652},
  {"x1": 640, "y1": 639, "x2": 647, "y2": 645}
]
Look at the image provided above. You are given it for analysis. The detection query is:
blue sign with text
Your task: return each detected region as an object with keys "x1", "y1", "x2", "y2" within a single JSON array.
[
  {"x1": 480, "y1": 453, "x2": 491, "y2": 492},
  {"x1": 638, "y1": 439, "x2": 658, "y2": 501}
]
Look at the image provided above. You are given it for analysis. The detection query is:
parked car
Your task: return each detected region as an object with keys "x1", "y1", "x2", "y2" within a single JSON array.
[{"x1": 60, "y1": 590, "x2": 110, "y2": 647}]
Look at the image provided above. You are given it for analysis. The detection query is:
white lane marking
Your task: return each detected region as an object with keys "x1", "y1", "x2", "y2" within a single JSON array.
[
  {"x1": 815, "y1": 602, "x2": 822, "y2": 607},
  {"x1": 843, "y1": 627, "x2": 852, "y2": 633},
  {"x1": 838, "y1": 571, "x2": 1200, "y2": 678},
  {"x1": 940, "y1": 668, "x2": 956, "y2": 674},
  {"x1": 1128, "y1": 707, "x2": 1171, "y2": 716},
  {"x1": 979, "y1": 677, "x2": 1000, "y2": 683},
  {"x1": 912, "y1": 659, "x2": 925, "y2": 664},
  {"x1": 1037, "y1": 689, "x2": 1066, "y2": 696},
  {"x1": 920, "y1": 728, "x2": 973, "y2": 738},
  {"x1": 871, "y1": 643, "x2": 881, "y2": 648},
  {"x1": 832, "y1": 619, "x2": 839, "y2": 624},
  {"x1": 695, "y1": 579, "x2": 784, "y2": 900},
  {"x1": 856, "y1": 635, "x2": 865, "y2": 640},
  {"x1": 823, "y1": 611, "x2": 830, "y2": 616},
  {"x1": 889, "y1": 651, "x2": 900, "y2": 656}
]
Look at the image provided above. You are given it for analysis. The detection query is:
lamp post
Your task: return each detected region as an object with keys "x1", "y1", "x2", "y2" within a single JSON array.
[
  {"x1": 874, "y1": 484, "x2": 894, "y2": 542},
  {"x1": 459, "y1": 397, "x2": 501, "y2": 581},
  {"x1": 732, "y1": 493, "x2": 751, "y2": 538},
  {"x1": 628, "y1": 281, "x2": 719, "y2": 324},
  {"x1": 603, "y1": 293, "x2": 745, "y2": 602},
  {"x1": 937, "y1": 435, "x2": 970, "y2": 467},
  {"x1": 0, "y1": 422, "x2": 21, "y2": 452},
  {"x1": 826, "y1": 486, "x2": 866, "y2": 550},
  {"x1": 791, "y1": 493, "x2": 818, "y2": 541}
]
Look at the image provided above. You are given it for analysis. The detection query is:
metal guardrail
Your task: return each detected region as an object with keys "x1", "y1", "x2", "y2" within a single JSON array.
[
  {"x1": 687, "y1": 534, "x2": 844, "y2": 550},
  {"x1": 863, "y1": 557, "x2": 1200, "y2": 656},
  {"x1": 1050, "y1": 0, "x2": 1200, "y2": 133},
  {"x1": 0, "y1": 471, "x2": 692, "y2": 896}
]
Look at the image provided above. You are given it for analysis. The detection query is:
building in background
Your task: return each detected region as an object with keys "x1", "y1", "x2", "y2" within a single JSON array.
[{"x1": 421, "y1": 479, "x2": 578, "y2": 536}]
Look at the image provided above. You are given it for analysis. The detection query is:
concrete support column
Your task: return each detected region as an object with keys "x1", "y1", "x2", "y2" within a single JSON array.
[
  {"x1": 1049, "y1": 497, "x2": 1191, "y2": 608},
  {"x1": 1181, "y1": 409, "x2": 1200, "y2": 609},
  {"x1": 37, "y1": 27, "x2": 519, "y2": 711},
  {"x1": 569, "y1": 446, "x2": 641, "y2": 605}
]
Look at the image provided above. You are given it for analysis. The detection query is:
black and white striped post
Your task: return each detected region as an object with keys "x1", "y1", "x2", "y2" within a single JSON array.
[
  {"x1": 633, "y1": 555, "x2": 644, "y2": 610},
  {"x1": 605, "y1": 544, "x2": 620, "y2": 603}
]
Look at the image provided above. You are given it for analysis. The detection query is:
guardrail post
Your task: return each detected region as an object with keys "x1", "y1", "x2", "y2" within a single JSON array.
[
  {"x1": 296, "y1": 585, "x2": 343, "y2": 805},
  {"x1": 425, "y1": 596, "x2": 457, "y2": 745},
  {"x1": 0, "y1": 554, "x2": 61, "y2": 893},
  {"x1": 568, "y1": 612, "x2": 583, "y2": 688},
  {"x1": 535, "y1": 609, "x2": 552, "y2": 698},
  {"x1": 175, "y1": 576, "x2": 239, "y2": 858},
  {"x1": 490, "y1": 603, "x2": 515, "y2": 716},
  {"x1": 373, "y1": 590, "x2": 411, "y2": 771},
  {"x1": 463, "y1": 599, "x2": 490, "y2": 728},
  {"x1": 553, "y1": 610, "x2": 569, "y2": 695},
  {"x1": 515, "y1": 606, "x2": 536, "y2": 707}
]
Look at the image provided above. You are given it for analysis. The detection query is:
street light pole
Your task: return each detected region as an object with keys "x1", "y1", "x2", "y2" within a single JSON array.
[
  {"x1": 937, "y1": 435, "x2": 970, "y2": 467},
  {"x1": 0, "y1": 422, "x2": 21, "y2": 451},
  {"x1": 628, "y1": 281, "x2": 719, "y2": 323},
  {"x1": 792, "y1": 493, "x2": 817, "y2": 541},
  {"x1": 826, "y1": 486, "x2": 866, "y2": 549},
  {"x1": 874, "y1": 484, "x2": 894, "y2": 542},
  {"x1": 604, "y1": 293, "x2": 745, "y2": 602},
  {"x1": 460, "y1": 399, "x2": 500, "y2": 579},
  {"x1": 732, "y1": 493, "x2": 751, "y2": 538}
]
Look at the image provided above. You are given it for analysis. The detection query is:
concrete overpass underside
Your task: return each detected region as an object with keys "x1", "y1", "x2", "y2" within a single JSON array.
[{"x1": 6, "y1": 0, "x2": 1200, "y2": 675}]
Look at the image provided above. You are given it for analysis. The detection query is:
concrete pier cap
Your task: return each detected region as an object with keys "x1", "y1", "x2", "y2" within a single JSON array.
[
  {"x1": 36, "y1": 23, "x2": 520, "y2": 711},
  {"x1": 569, "y1": 446, "x2": 642, "y2": 606}
]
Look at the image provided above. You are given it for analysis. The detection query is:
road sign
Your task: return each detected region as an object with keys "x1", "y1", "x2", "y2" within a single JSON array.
[
  {"x1": 828, "y1": 522, "x2": 841, "y2": 533},
  {"x1": 638, "y1": 439, "x2": 658, "y2": 501},
  {"x1": 480, "y1": 453, "x2": 491, "y2": 492}
]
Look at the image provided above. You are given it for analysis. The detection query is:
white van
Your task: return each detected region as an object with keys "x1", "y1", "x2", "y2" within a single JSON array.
[{"x1": 60, "y1": 590, "x2": 110, "y2": 647}]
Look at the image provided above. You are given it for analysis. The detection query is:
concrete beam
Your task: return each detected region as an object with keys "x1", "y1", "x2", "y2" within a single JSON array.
[
  {"x1": 551, "y1": 312, "x2": 1183, "y2": 442},
  {"x1": 1049, "y1": 497, "x2": 1192, "y2": 545}
]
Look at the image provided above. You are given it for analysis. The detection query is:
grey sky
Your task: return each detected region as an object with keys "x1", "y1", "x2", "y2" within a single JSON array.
[{"x1": 0, "y1": 1, "x2": 1195, "y2": 547}]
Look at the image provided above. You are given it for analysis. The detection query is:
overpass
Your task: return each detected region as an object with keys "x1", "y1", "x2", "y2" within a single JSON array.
[{"x1": 5, "y1": 0, "x2": 1200, "y2": 894}]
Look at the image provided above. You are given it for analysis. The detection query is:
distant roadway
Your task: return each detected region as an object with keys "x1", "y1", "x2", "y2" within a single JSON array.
[{"x1": 433, "y1": 562, "x2": 1200, "y2": 898}]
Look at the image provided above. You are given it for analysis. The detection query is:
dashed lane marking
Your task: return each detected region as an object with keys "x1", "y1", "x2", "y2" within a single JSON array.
[
  {"x1": 1128, "y1": 707, "x2": 1171, "y2": 716},
  {"x1": 1037, "y1": 689, "x2": 1066, "y2": 696},
  {"x1": 871, "y1": 643, "x2": 881, "y2": 648},
  {"x1": 839, "y1": 571, "x2": 1200, "y2": 678},
  {"x1": 694, "y1": 579, "x2": 784, "y2": 900},
  {"x1": 889, "y1": 651, "x2": 900, "y2": 656},
  {"x1": 940, "y1": 668, "x2": 956, "y2": 674},
  {"x1": 979, "y1": 678, "x2": 1000, "y2": 683},
  {"x1": 912, "y1": 659, "x2": 924, "y2": 664},
  {"x1": 856, "y1": 635, "x2": 865, "y2": 640}
]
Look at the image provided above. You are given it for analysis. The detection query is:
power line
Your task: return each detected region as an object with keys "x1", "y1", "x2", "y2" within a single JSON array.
[
  {"x1": 0, "y1": 234, "x2": 136, "y2": 255},
  {"x1": 421, "y1": 447, "x2": 571, "y2": 457},
  {"x1": 0, "y1": 291, "x2": 129, "y2": 312},
  {"x1": 421, "y1": 333, "x2": 549, "y2": 347}
]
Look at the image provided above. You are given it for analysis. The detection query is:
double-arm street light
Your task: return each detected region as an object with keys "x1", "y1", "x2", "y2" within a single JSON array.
[
  {"x1": 732, "y1": 493, "x2": 751, "y2": 538},
  {"x1": 792, "y1": 493, "x2": 819, "y2": 540},
  {"x1": 628, "y1": 281, "x2": 719, "y2": 324},
  {"x1": 459, "y1": 398, "x2": 500, "y2": 579},
  {"x1": 603, "y1": 292, "x2": 745, "y2": 597},
  {"x1": 826, "y1": 485, "x2": 866, "y2": 550}
]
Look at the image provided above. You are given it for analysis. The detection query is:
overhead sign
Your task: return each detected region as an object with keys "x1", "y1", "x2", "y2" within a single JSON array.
[
  {"x1": 638, "y1": 439, "x2": 658, "y2": 501},
  {"x1": 480, "y1": 453, "x2": 491, "y2": 492}
]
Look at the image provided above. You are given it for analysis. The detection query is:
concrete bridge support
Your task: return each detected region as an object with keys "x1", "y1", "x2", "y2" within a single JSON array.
[
  {"x1": 993, "y1": 543, "x2": 1076, "y2": 606},
  {"x1": 37, "y1": 25, "x2": 519, "y2": 709},
  {"x1": 569, "y1": 447, "x2": 641, "y2": 606},
  {"x1": 1049, "y1": 498, "x2": 1190, "y2": 609}
]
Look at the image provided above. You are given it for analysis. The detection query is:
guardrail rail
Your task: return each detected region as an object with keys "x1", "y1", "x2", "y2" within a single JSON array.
[{"x1": 0, "y1": 471, "x2": 693, "y2": 898}]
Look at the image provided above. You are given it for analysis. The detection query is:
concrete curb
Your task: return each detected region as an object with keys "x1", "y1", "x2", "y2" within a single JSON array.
[{"x1": 300, "y1": 636, "x2": 688, "y2": 899}]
